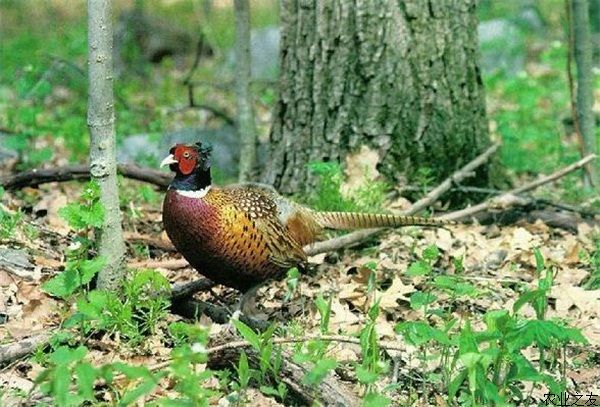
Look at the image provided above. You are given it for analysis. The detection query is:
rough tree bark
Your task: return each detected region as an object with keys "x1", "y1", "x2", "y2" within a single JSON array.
[
  {"x1": 235, "y1": 0, "x2": 258, "y2": 182},
  {"x1": 263, "y1": 0, "x2": 491, "y2": 195},
  {"x1": 88, "y1": 0, "x2": 127, "y2": 290},
  {"x1": 572, "y1": 0, "x2": 598, "y2": 189}
]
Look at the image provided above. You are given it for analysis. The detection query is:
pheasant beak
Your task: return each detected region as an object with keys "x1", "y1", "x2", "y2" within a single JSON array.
[{"x1": 160, "y1": 154, "x2": 178, "y2": 168}]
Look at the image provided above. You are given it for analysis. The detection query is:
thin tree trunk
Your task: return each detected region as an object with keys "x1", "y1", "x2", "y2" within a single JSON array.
[
  {"x1": 590, "y1": 0, "x2": 600, "y2": 66},
  {"x1": 88, "y1": 0, "x2": 127, "y2": 290},
  {"x1": 264, "y1": 0, "x2": 490, "y2": 195},
  {"x1": 234, "y1": 0, "x2": 257, "y2": 182},
  {"x1": 572, "y1": 0, "x2": 599, "y2": 189}
]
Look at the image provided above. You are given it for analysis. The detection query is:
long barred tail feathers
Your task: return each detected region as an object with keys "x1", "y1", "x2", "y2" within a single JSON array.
[{"x1": 314, "y1": 211, "x2": 454, "y2": 230}]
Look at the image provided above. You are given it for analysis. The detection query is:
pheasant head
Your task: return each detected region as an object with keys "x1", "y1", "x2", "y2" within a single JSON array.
[{"x1": 160, "y1": 142, "x2": 213, "y2": 194}]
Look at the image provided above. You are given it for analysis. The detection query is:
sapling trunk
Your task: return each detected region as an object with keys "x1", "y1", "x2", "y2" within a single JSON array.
[
  {"x1": 87, "y1": 0, "x2": 127, "y2": 290},
  {"x1": 234, "y1": 0, "x2": 257, "y2": 182},
  {"x1": 572, "y1": 0, "x2": 599, "y2": 189}
]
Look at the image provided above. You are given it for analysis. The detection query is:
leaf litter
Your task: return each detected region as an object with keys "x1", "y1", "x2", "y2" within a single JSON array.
[{"x1": 1, "y1": 178, "x2": 600, "y2": 403}]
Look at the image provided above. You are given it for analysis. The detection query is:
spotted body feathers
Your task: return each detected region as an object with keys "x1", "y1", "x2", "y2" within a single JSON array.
[{"x1": 161, "y1": 143, "x2": 454, "y2": 292}]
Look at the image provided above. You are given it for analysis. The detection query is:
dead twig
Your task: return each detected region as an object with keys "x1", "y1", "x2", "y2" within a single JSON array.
[
  {"x1": 410, "y1": 142, "x2": 501, "y2": 214},
  {"x1": 124, "y1": 231, "x2": 175, "y2": 252},
  {"x1": 128, "y1": 258, "x2": 189, "y2": 270},
  {"x1": 1, "y1": 164, "x2": 171, "y2": 191},
  {"x1": 168, "y1": 103, "x2": 235, "y2": 125},
  {"x1": 442, "y1": 154, "x2": 597, "y2": 221},
  {"x1": 305, "y1": 143, "x2": 500, "y2": 256}
]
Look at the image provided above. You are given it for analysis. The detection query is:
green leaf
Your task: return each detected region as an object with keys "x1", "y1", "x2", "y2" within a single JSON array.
[
  {"x1": 315, "y1": 295, "x2": 332, "y2": 334},
  {"x1": 410, "y1": 291, "x2": 437, "y2": 310},
  {"x1": 232, "y1": 319, "x2": 261, "y2": 351},
  {"x1": 533, "y1": 247, "x2": 545, "y2": 274},
  {"x1": 75, "y1": 362, "x2": 96, "y2": 400},
  {"x1": 236, "y1": 351, "x2": 250, "y2": 388},
  {"x1": 363, "y1": 392, "x2": 391, "y2": 407},
  {"x1": 458, "y1": 321, "x2": 478, "y2": 354},
  {"x1": 259, "y1": 385, "x2": 280, "y2": 397},
  {"x1": 356, "y1": 365, "x2": 379, "y2": 384},
  {"x1": 422, "y1": 244, "x2": 440, "y2": 262},
  {"x1": 513, "y1": 289, "x2": 544, "y2": 314},
  {"x1": 303, "y1": 358, "x2": 337, "y2": 385},
  {"x1": 506, "y1": 320, "x2": 587, "y2": 350},
  {"x1": 112, "y1": 362, "x2": 155, "y2": 380},
  {"x1": 448, "y1": 368, "x2": 468, "y2": 401},
  {"x1": 52, "y1": 364, "x2": 72, "y2": 406},
  {"x1": 406, "y1": 260, "x2": 431, "y2": 277},
  {"x1": 49, "y1": 345, "x2": 87, "y2": 365},
  {"x1": 42, "y1": 267, "x2": 80, "y2": 298},
  {"x1": 396, "y1": 321, "x2": 451, "y2": 346},
  {"x1": 483, "y1": 309, "x2": 512, "y2": 334},
  {"x1": 79, "y1": 257, "x2": 105, "y2": 285},
  {"x1": 118, "y1": 378, "x2": 157, "y2": 407}
]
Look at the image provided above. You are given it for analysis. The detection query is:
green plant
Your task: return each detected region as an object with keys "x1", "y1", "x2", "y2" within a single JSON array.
[
  {"x1": 0, "y1": 188, "x2": 23, "y2": 239},
  {"x1": 583, "y1": 232, "x2": 600, "y2": 289},
  {"x1": 306, "y1": 161, "x2": 387, "y2": 213},
  {"x1": 396, "y1": 249, "x2": 587, "y2": 406},
  {"x1": 72, "y1": 269, "x2": 171, "y2": 346},
  {"x1": 161, "y1": 322, "x2": 220, "y2": 405},
  {"x1": 42, "y1": 182, "x2": 105, "y2": 299}
]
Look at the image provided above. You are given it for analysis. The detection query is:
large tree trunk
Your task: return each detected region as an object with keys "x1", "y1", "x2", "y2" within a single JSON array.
[{"x1": 263, "y1": 0, "x2": 491, "y2": 195}]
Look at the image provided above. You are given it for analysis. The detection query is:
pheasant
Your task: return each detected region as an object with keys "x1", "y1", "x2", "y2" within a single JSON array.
[{"x1": 161, "y1": 143, "x2": 452, "y2": 298}]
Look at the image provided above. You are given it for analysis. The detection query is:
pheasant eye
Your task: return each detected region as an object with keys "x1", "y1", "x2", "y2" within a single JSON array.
[{"x1": 183, "y1": 151, "x2": 191, "y2": 158}]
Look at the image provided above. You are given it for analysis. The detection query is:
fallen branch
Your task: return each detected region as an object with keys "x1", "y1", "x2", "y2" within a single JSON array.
[
  {"x1": 171, "y1": 278, "x2": 215, "y2": 300},
  {"x1": 0, "y1": 278, "x2": 215, "y2": 365},
  {"x1": 441, "y1": 154, "x2": 597, "y2": 221},
  {"x1": 305, "y1": 143, "x2": 500, "y2": 256},
  {"x1": 122, "y1": 333, "x2": 394, "y2": 406},
  {"x1": 410, "y1": 142, "x2": 500, "y2": 214},
  {"x1": 1, "y1": 164, "x2": 171, "y2": 191},
  {"x1": 128, "y1": 258, "x2": 189, "y2": 269},
  {"x1": 0, "y1": 333, "x2": 52, "y2": 365}
]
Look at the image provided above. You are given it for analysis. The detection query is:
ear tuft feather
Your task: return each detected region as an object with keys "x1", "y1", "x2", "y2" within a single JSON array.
[{"x1": 195, "y1": 141, "x2": 212, "y2": 157}]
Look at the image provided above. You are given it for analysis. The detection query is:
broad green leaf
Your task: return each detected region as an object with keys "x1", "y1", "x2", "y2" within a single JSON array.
[
  {"x1": 356, "y1": 365, "x2": 379, "y2": 384},
  {"x1": 49, "y1": 345, "x2": 87, "y2": 365},
  {"x1": 407, "y1": 260, "x2": 431, "y2": 277},
  {"x1": 119, "y1": 378, "x2": 157, "y2": 407},
  {"x1": 79, "y1": 257, "x2": 105, "y2": 285},
  {"x1": 363, "y1": 392, "x2": 391, "y2": 407},
  {"x1": 42, "y1": 268, "x2": 80, "y2": 298},
  {"x1": 76, "y1": 362, "x2": 96, "y2": 400},
  {"x1": 506, "y1": 320, "x2": 587, "y2": 350},
  {"x1": 422, "y1": 244, "x2": 440, "y2": 262},
  {"x1": 232, "y1": 319, "x2": 260, "y2": 350},
  {"x1": 410, "y1": 291, "x2": 437, "y2": 310},
  {"x1": 303, "y1": 358, "x2": 337, "y2": 385}
]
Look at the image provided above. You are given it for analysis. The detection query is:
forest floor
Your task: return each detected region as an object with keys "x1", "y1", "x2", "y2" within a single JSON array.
[
  {"x1": 1, "y1": 169, "x2": 600, "y2": 405},
  {"x1": 1, "y1": 1, "x2": 600, "y2": 405}
]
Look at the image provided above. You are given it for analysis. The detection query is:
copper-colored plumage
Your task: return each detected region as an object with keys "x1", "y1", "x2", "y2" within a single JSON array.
[{"x1": 161, "y1": 143, "x2": 453, "y2": 292}]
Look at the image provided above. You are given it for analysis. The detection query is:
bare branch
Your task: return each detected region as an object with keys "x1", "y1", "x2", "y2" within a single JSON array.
[
  {"x1": 441, "y1": 154, "x2": 597, "y2": 221},
  {"x1": 1, "y1": 164, "x2": 171, "y2": 191},
  {"x1": 305, "y1": 143, "x2": 500, "y2": 255}
]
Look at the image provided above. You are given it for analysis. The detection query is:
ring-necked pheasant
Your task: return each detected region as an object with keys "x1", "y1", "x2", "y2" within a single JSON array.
[{"x1": 161, "y1": 143, "x2": 452, "y2": 299}]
